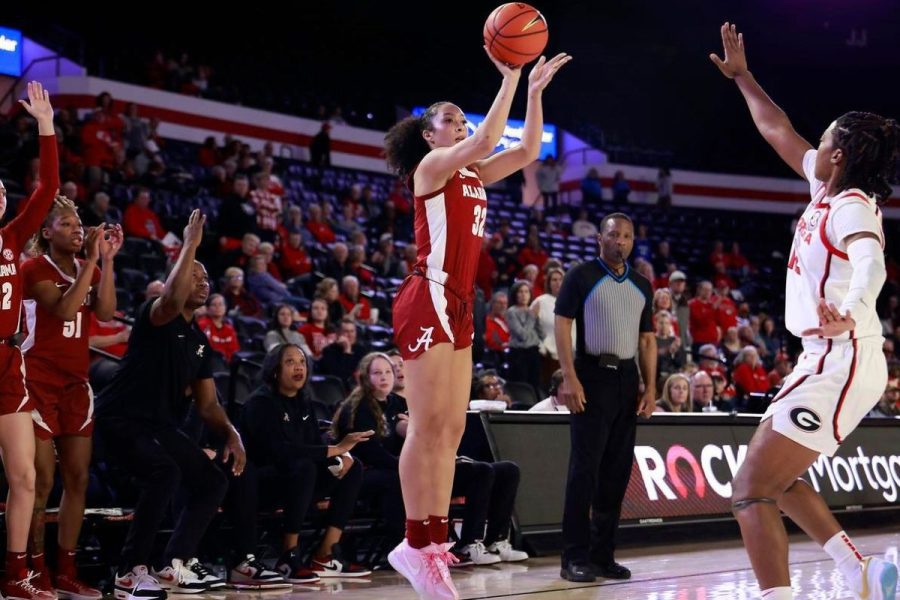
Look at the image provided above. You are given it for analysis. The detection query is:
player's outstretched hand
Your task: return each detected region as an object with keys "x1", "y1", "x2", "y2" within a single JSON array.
[
  {"x1": 484, "y1": 45, "x2": 522, "y2": 79},
  {"x1": 801, "y1": 299, "x2": 856, "y2": 338},
  {"x1": 710, "y1": 22, "x2": 748, "y2": 79},
  {"x1": 183, "y1": 209, "x2": 206, "y2": 250},
  {"x1": 528, "y1": 53, "x2": 572, "y2": 94},
  {"x1": 19, "y1": 81, "x2": 54, "y2": 126},
  {"x1": 99, "y1": 223, "x2": 124, "y2": 261}
]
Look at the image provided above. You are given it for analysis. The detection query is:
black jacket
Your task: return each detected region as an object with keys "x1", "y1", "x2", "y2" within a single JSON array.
[{"x1": 240, "y1": 385, "x2": 329, "y2": 470}]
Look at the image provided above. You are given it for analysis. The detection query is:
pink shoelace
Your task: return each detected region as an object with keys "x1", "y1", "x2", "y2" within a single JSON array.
[{"x1": 423, "y1": 544, "x2": 457, "y2": 584}]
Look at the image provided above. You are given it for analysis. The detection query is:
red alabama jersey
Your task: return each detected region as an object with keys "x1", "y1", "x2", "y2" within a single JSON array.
[
  {"x1": 21, "y1": 255, "x2": 100, "y2": 382},
  {"x1": 411, "y1": 166, "x2": 487, "y2": 298}
]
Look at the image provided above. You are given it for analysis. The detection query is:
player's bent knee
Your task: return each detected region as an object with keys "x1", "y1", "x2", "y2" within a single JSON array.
[{"x1": 731, "y1": 496, "x2": 778, "y2": 514}]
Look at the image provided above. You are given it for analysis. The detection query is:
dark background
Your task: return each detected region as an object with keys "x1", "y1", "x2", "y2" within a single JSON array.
[{"x1": 8, "y1": 0, "x2": 900, "y2": 176}]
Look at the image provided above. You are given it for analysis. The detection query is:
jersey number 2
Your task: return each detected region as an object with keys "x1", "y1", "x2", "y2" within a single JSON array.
[
  {"x1": 63, "y1": 313, "x2": 82, "y2": 338},
  {"x1": 472, "y1": 205, "x2": 487, "y2": 238},
  {"x1": 0, "y1": 282, "x2": 10, "y2": 310}
]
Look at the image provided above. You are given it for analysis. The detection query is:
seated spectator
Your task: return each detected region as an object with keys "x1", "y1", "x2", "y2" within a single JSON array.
[
  {"x1": 217, "y1": 176, "x2": 257, "y2": 250},
  {"x1": 80, "y1": 191, "x2": 118, "y2": 228},
  {"x1": 655, "y1": 310, "x2": 686, "y2": 384},
  {"x1": 652, "y1": 288, "x2": 680, "y2": 336},
  {"x1": 696, "y1": 343, "x2": 727, "y2": 380},
  {"x1": 632, "y1": 224, "x2": 652, "y2": 263},
  {"x1": 402, "y1": 243, "x2": 417, "y2": 277},
  {"x1": 338, "y1": 275, "x2": 373, "y2": 323},
  {"x1": 530, "y1": 370, "x2": 569, "y2": 412},
  {"x1": 278, "y1": 205, "x2": 314, "y2": 247},
  {"x1": 347, "y1": 245, "x2": 375, "y2": 287},
  {"x1": 760, "y1": 317, "x2": 782, "y2": 358},
  {"x1": 571, "y1": 209, "x2": 598, "y2": 238},
  {"x1": 256, "y1": 241, "x2": 283, "y2": 280},
  {"x1": 712, "y1": 370, "x2": 737, "y2": 408},
  {"x1": 318, "y1": 318, "x2": 367, "y2": 387},
  {"x1": 332, "y1": 353, "x2": 407, "y2": 548},
  {"x1": 484, "y1": 291, "x2": 510, "y2": 362},
  {"x1": 89, "y1": 312, "x2": 131, "y2": 359},
  {"x1": 246, "y1": 255, "x2": 300, "y2": 307},
  {"x1": 241, "y1": 344, "x2": 372, "y2": 581},
  {"x1": 264, "y1": 304, "x2": 312, "y2": 354},
  {"x1": 471, "y1": 370, "x2": 512, "y2": 407},
  {"x1": 580, "y1": 168, "x2": 603, "y2": 204},
  {"x1": 197, "y1": 136, "x2": 219, "y2": 168},
  {"x1": 322, "y1": 243, "x2": 352, "y2": 282},
  {"x1": 517, "y1": 232, "x2": 549, "y2": 272},
  {"x1": 709, "y1": 240, "x2": 726, "y2": 269},
  {"x1": 725, "y1": 241, "x2": 751, "y2": 274},
  {"x1": 738, "y1": 323, "x2": 768, "y2": 361},
  {"x1": 222, "y1": 267, "x2": 263, "y2": 318},
  {"x1": 278, "y1": 227, "x2": 313, "y2": 279},
  {"x1": 634, "y1": 258, "x2": 656, "y2": 292},
  {"x1": 712, "y1": 261, "x2": 737, "y2": 293},
  {"x1": 335, "y1": 202, "x2": 361, "y2": 237},
  {"x1": 519, "y1": 264, "x2": 543, "y2": 298},
  {"x1": 370, "y1": 233, "x2": 405, "y2": 279},
  {"x1": 505, "y1": 282, "x2": 542, "y2": 395},
  {"x1": 655, "y1": 373, "x2": 692, "y2": 413},
  {"x1": 223, "y1": 233, "x2": 260, "y2": 274},
  {"x1": 196, "y1": 294, "x2": 241, "y2": 364},
  {"x1": 123, "y1": 187, "x2": 166, "y2": 241},
  {"x1": 653, "y1": 241, "x2": 677, "y2": 276},
  {"x1": 305, "y1": 203, "x2": 336, "y2": 244},
  {"x1": 689, "y1": 371, "x2": 728, "y2": 412},
  {"x1": 768, "y1": 355, "x2": 793, "y2": 388},
  {"x1": 732, "y1": 346, "x2": 770, "y2": 399},
  {"x1": 314, "y1": 278, "x2": 344, "y2": 325},
  {"x1": 868, "y1": 385, "x2": 900, "y2": 418},
  {"x1": 720, "y1": 326, "x2": 742, "y2": 365},
  {"x1": 299, "y1": 299, "x2": 336, "y2": 360},
  {"x1": 531, "y1": 267, "x2": 566, "y2": 391}
]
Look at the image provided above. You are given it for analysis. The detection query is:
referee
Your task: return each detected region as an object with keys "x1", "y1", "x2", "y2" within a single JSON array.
[{"x1": 554, "y1": 213, "x2": 656, "y2": 583}]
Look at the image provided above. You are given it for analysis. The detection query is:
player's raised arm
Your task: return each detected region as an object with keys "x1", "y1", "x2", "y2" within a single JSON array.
[{"x1": 710, "y1": 22, "x2": 812, "y2": 178}]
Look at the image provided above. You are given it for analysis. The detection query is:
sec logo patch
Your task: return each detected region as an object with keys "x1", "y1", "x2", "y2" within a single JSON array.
[{"x1": 2, "y1": 249, "x2": 13, "y2": 261}]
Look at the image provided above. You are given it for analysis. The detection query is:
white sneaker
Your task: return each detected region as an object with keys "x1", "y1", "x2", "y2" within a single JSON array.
[
  {"x1": 458, "y1": 542, "x2": 501, "y2": 566},
  {"x1": 387, "y1": 540, "x2": 459, "y2": 600},
  {"x1": 114, "y1": 566, "x2": 167, "y2": 600},
  {"x1": 184, "y1": 559, "x2": 225, "y2": 589},
  {"x1": 487, "y1": 540, "x2": 529, "y2": 562},
  {"x1": 849, "y1": 556, "x2": 898, "y2": 600},
  {"x1": 229, "y1": 555, "x2": 291, "y2": 590},
  {"x1": 151, "y1": 559, "x2": 207, "y2": 594}
]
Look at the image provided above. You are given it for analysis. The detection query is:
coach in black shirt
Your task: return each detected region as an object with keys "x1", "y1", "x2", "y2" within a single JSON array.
[
  {"x1": 96, "y1": 210, "x2": 246, "y2": 590},
  {"x1": 554, "y1": 213, "x2": 656, "y2": 583}
]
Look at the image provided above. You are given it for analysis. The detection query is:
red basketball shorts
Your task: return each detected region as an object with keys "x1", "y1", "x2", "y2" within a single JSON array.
[{"x1": 393, "y1": 275, "x2": 474, "y2": 360}]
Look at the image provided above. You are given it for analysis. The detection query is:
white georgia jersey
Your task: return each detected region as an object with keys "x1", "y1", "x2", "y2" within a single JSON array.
[{"x1": 785, "y1": 150, "x2": 885, "y2": 341}]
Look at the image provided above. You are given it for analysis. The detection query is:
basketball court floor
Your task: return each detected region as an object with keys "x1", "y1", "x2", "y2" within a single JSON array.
[{"x1": 210, "y1": 527, "x2": 898, "y2": 599}]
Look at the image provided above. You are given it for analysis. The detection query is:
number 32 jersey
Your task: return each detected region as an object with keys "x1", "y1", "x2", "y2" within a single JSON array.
[
  {"x1": 411, "y1": 166, "x2": 487, "y2": 299},
  {"x1": 21, "y1": 255, "x2": 100, "y2": 382}
]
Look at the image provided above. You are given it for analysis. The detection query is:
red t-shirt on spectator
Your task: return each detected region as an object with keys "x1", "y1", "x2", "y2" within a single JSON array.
[
  {"x1": 517, "y1": 247, "x2": 549, "y2": 271},
  {"x1": 339, "y1": 294, "x2": 371, "y2": 321},
  {"x1": 123, "y1": 205, "x2": 166, "y2": 240},
  {"x1": 726, "y1": 252, "x2": 750, "y2": 271},
  {"x1": 279, "y1": 244, "x2": 313, "y2": 278},
  {"x1": 299, "y1": 323, "x2": 334, "y2": 359},
  {"x1": 223, "y1": 289, "x2": 263, "y2": 318},
  {"x1": 733, "y1": 362, "x2": 770, "y2": 395},
  {"x1": 195, "y1": 316, "x2": 241, "y2": 363},
  {"x1": 485, "y1": 315, "x2": 510, "y2": 352},
  {"x1": 715, "y1": 296, "x2": 738, "y2": 331},
  {"x1": 689, "y1": 298, "x2": 719, "y2": 344},
  {"x1": 713, "y1": 272, "x2": 737, "y2": 291},
  {"x1": 306, "y1": 221, "x2": 336, "y2": 244},
  {"x1": 88, "y1": 314, "x2": 129, "y2": 359},
  {"x1": 476, "y1": 249, "x2": 496, "y2": 297}
]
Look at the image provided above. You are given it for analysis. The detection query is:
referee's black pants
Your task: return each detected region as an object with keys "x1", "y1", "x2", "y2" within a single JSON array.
[
  {"x1": 561, "y1": 359, "x2": 638, "y2": 568},
  {"x1": 98, "y1": 417, "x2": 228, "y2": 573}
]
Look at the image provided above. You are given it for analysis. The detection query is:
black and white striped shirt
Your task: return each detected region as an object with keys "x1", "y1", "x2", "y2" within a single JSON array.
[{"x1": 555, "y1": 258, "x2": 653, "y2": 360}]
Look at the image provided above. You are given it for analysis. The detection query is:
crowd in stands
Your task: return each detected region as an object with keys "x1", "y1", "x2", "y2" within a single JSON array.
[{"x1": 0, "y1": 89, "x2": 898, "y2": 588}]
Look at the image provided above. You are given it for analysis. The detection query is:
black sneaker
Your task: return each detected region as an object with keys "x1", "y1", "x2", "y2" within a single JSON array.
[
  {"x1": 275, "y1": 548, "x2": 320, "y2": 584},
  {"x1": 229, "y1": 555, "x2": 291, "y2": 590},
  {"x1": 560, "y1": 562, "x2": 595, "y2": 582}
]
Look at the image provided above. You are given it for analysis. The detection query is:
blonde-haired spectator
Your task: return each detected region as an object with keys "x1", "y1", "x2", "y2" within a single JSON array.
[{"x1": 656, "y1": 373, "x2": 692, "y2": 413}]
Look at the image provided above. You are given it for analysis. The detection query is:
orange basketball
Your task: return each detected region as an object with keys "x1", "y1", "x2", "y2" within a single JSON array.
[{"x1": 483, "y1": 3, "x2": 549, "y2": 67}]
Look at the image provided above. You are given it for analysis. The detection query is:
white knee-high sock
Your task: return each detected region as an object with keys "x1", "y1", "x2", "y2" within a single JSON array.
[{"x1": 823, "y1": 530, "x2": 863, "y2": 580}]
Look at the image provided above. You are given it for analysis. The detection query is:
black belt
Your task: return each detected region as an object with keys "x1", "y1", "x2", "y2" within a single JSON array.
[
  {"x1": 0, "y1": 333, "x2": 22, "y2": 347},
  {"x1": 577, "y1": 353, "x2": 634, "y2": 370}
]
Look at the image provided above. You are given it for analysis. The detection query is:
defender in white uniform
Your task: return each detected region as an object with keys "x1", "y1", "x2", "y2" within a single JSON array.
[{"x1": 712, "y1": 21, "x2": 898, "y2": 600}]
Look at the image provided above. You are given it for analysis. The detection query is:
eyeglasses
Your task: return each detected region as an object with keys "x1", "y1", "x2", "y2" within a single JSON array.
[
  {"x1": 483, "y1": 381, "x2": 503, "y2": 388},
  {"x1": 693, "y1": 384, "x2": 714, "y2": 389}
]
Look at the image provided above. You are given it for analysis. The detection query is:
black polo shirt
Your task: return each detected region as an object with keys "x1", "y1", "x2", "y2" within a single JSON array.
[
  {"x1": 95, "y1": 299, "x2": 213, "y2": 425},
  {"x1": 555, "y1": 258, "x2": 653, "y2": 360}
]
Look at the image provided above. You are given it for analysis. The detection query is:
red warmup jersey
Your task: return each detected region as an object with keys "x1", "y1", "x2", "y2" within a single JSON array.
[
  {"x1": 0, "y1": 136, "x2": 60, "y2": 339},
  {"x1": 22, "y1": 256, "x2": 100, "y2": 382},
  {"x1": 411, "y1": 166, "x2": 487, "y2": 298}
]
